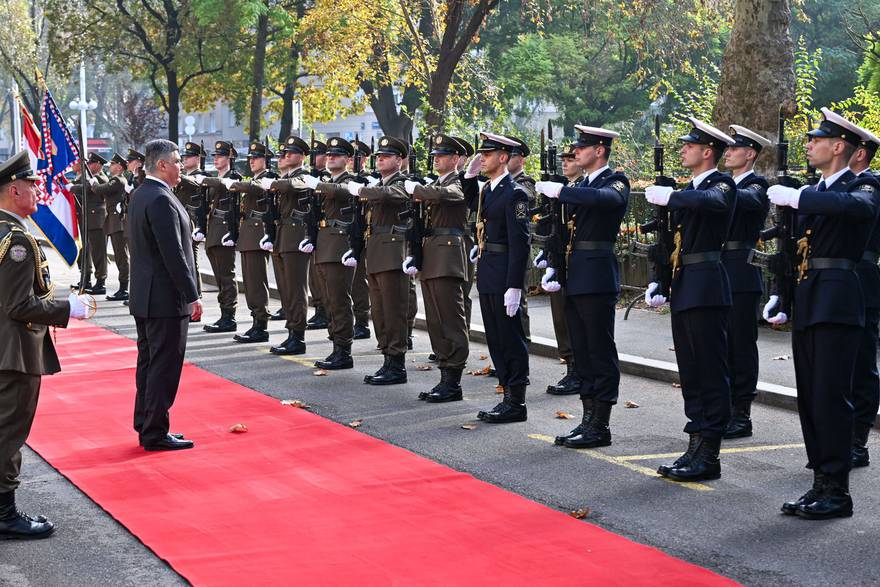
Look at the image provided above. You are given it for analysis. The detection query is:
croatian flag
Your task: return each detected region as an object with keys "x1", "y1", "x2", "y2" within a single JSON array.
[{"x1": 28, "y1": 90, "x2": 81, "y2": 266}]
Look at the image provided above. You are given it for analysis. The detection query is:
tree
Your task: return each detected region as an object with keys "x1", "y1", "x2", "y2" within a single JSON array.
[{"x1": 0, "y1": 0, "x2": 55, "y2": 114}]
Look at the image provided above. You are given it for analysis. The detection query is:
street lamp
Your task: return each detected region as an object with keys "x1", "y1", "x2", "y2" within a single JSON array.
[{"x1": 68, "y1": 62, "x2": 97, "y2": 156}]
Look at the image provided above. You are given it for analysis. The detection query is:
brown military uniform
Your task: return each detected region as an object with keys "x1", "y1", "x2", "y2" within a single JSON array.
[
  {"x1": 412, "y1": 172, "x2": 469, "y2": 369},
  {"x1": 91, "y1": 173, "x2": 130, "y2": 290},
  {"x1": 352, "y1": 258, "x2": 370, "y2": 328},
  {"x1": 360, "y1": 171, "x2": 410, "y2": 356},
  {"x1": 270, "y1": 167, "x2": 311, "y2": 332},
  {"x1": 203, "y1": 169, "x2": 242, "y2": 314},
  {"x1": 510, "y1": 169, "x2": 535, "y2": 340},
  {"x1": 174, "y1": 168, "x2": 208, "y2": 295},
  {"x1": 314, "y1": 171, "x2": 357, "y2": 345},
  {"x1": 72, "y1": 172, "x2": 108, "y2": 285},
  {"x1": 0, "y1": 211, "x2": 70, "y2": 493}
]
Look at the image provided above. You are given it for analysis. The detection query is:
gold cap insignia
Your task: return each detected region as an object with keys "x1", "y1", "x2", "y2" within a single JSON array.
[
  {"x1": 330, "y1": 139, "x2": 338, "y2": 146},
  {"x1": 381, "y1": 138, "x2": 389, "y2": 146},
  {"x1": 216, "y1": 142, "x2": 223, "y2": 149},
  {"x1": 251, "y1": 143, "x2": 258, "y2": 150},
  {"x1": 435, "y1": 136, "x2": 443, "y2": 144}
]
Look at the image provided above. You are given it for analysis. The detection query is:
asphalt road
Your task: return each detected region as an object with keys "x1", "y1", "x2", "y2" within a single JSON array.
[{"x1": 2, "y1": 257, "x2": 878, "y2": 587}]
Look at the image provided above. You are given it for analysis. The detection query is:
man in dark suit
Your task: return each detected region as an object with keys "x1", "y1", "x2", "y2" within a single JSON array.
[{"x1": 128, "y1": 140, "x2": 202, "y2": 451}]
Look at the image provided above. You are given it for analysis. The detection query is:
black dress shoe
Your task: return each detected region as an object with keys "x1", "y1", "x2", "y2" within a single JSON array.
[
  {"x1": 353, "y1": 324, "x2": 371, "y2": 340},
  {"x1": 142, "y1": 434, "x2": 195, "y2": 451},
  {"x1": 70, "y1": 281, "x2": 92, "y2": 291},
  {"x1": 426, "y1": 368, "x2": 463, "y2": 403},
  {"x1": 106, "y1": 289, "x2": 129, "y2": 301},
  {"x1": 315, "y1": 344, "x2": 353, "y2": 370},
  {"x1": 555, "y1": 398, "x2": 593, "y2": 445},
  {"x1": 306, "y1": 312, "x2": 329, "y2": 330},
  {"x1": 270, "y1": 308, "x2": 286, "y2": 321},
  {"x1": 427, "y1": 353, "x2": 437, "y2": 362},
  {"x1": 723, "y1": 407, "x2": 753, "y2": 439},
  {"x1": 0, "y1": 492, "x2": 54, "y2": 540},
  {"x1": 366, "y1": 355, "x2": 407, "y2": 385},
  {"x1": 481, "y1": 401, "x2": 527, "y2": 423},
  {"x1": 782, "y1": 474, "x2": 823, "y2": 516},
  {"x1": 658, "y1": 433, "x2": 701, "y2": 477},
  {"x1": 233, "y1": 320, "x2": 269, "y2": 343},
  {"x1": 84, "y1": 283, "x2": 106, "y2": 295},
  {"x1": 123, "y1": 300, "x2": 129, "y2": 306},
  {"x1": 270, "y1": 331, "x2": 306, "y2": 355},
  {"x1": 420, "y1": 369, "x2": 446, "y2": 400},
  {"x1": 796, "y1": 473, "x2": 853, "y2": 519},
  {"x1": 563, "y1": 401, "x2": 612, "y2": 448},
  {"x1": 546, "y1": 363, "x2": 582, "y2": 395},
  {"x1": 204, "y1": 312, "x2": 237, "y2": 333},
  {"x1": 852, "y1": 445, "x2": 870, "y2": 468},
  {"x1": 667, "y1": 437, "x2": 721, "y2": 482}
]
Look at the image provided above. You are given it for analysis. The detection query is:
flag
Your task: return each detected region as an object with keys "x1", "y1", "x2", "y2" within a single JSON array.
[{"x1": 27, "y1": 89, "x2": 81, "y2": 266}]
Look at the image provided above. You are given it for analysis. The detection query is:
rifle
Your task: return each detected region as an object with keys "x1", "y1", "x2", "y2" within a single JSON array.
[
  {"x1": 341, "y1": 132, "x2": 369, "y2": 261},
  {"x1": 629, "y1": 114, "x2": 678, "y2": 298},
  {"x1": 533, "y1": 121, "x2": 569, "y2": 284},
  {"x1": 217, "y1": 178, "x2": 241, "y2": 245},
  {"x1": 400, "y1": 136, "x2": 426, "y2": 271},
  {"x1": 425, "y1": 135, "x2": 438, "y2": 183},
  {"x1": 187, "y1": 140, "x2": 210, "y2": 234},
  {"x1": 369, "y1": 136, "x2": 380, "y2": 179},
  {"x1": 255, "y1": 136, "x2": 280, "y2": 244}
]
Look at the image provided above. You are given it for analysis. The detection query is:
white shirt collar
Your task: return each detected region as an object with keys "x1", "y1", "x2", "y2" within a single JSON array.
[
  {"x1": 588, "y1": 165, "x2": 610, "y2": 185},
  {"x1": 691, "y1": 168, "x2": 719, "y2": 189},
  {"x1": 733, "y1": 170, "x2": 754, "y2": 184},
  {"x1": 146, "y1": 174, "x2": 171, "y2": 190},
  {"x1": 819, "y1": 166, "x2": 851, "y2": 188},
  {"x1": 490, "y1": 171, "x2": 509, "y2": 191},
  {"x1": 0, "y1": 208, "x2": 27, "y2": 227}
]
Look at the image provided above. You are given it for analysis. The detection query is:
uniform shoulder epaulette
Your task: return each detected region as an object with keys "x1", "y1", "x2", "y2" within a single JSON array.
[
  {"x1": 709, "y1": 175, "x2": 736, "y2": 193},
  {"x1": 740, "y1": 174, "x2": 769, "y2": 189},
  {"x1": 603, "y1": 171, "x2": 630, "y2": 193},
  {"x1": 848, "y1": 175, "x2": 880, "y2": 193}
]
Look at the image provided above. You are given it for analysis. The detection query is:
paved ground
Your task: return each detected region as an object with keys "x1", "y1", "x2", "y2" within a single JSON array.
[{"x1": 2, "y1": 250, "x2": 879, "y2": 586}]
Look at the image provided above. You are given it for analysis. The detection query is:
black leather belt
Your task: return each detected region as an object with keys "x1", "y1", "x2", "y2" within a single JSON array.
[
  {"x1": 572, "y1": 241, "x2": 614, "y2": 251},
  {"x1": 425, "y1": 228, "x2": 464, "y2": 237},
  {"x1": 371, "y1": 224, "x2": 407, "y2": 235},
  {"x1": 246, "y1": 211, "x2": 264, "y2": 219},
  {"x1": 483, "y1": 243, "x2": 508, "y2": 253},
  {"x1": 862, "y1": 251, "x2": 880, "y2": 264},
  {"x1": 322, "y1": 219, "x2": 350, "y2": 228},
  {"x1": 722, "y1": 241, "x2": 755, "y2": 251},
  {"x1": 808, "y1": 258, "x2": 856, "y2": 271},
  {"x1": 278, "y1": 218, "x2": 304, "y2": 226},
  {"x1": 681, "y1": 251, "x2": 722, "y2": 265}
]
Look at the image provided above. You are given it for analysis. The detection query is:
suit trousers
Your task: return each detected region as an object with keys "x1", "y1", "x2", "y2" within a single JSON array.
[
  {"x1": 671, "y1": 306, "x2": 731, "y2": 440},
  {"x1": 192, "y1": 241, "x2": 202, "y2": 296},
  {"x1": 479, "y1": 293, "x2": 529, "y2": 388},
  {"x1": 565, "y1": 293, "x2": 619, "y2": 403},
  {"x1": 240, "y1": 250, "x2": 270, "y2": 321},
  {"x1": 793, "y1": 323, "x2": 861, "y2": 474},
  {"x1": 421, "y1": 277, "x2": 469, "y2": 369},
  {"x1": 369, "y1": 269, "x2": 409, "y2": 356},
  {"x1": 206, "y1": 245, "x2": 238, "y2": 313},
  {"x1": 352, "y1": 261, "x2": 370, "y2": 327},
  {"x1": 0, "y1": 372, "x2": 40, "y2": 492},
  {"x1": 81, "y1": 228, "x2": 108, "y2": 283},
  {"x1": 109, "y1": 231, "x2": 130, "y2": 289},
  {"x1": 550, "y1": 288, "x2": 573, "y2": 363},
  {"x1": 853, "y1": 307, "x2": 880, "y2": 433},
  {"x1": 316, "y1": 262, "x2": 354, "y2": 345},
  {"x1": 727, "y1": 292, "x2": 760, "y2": 409},
  {"x1": 272, "y1": 251, "x2": 310, "y2": 332},
  {"x1": 134, "y1": 316, "x2": 188, "y2": 445}
]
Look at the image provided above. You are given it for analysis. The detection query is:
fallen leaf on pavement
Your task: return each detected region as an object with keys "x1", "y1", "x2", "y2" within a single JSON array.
[
  {"x1": 460, "y1": 424, "x2": 477, "y2": 430},
  {"x1": 281, "y1": 399, "x2": 310, "y2": 409},
  {"x1": 671, "y1": 382, "x2": 681, "y2": 388},
  {"x1": 229, "y1": 423, "x2": 248, "y2": 433},
  {"x1": 559, "y1": 358, "x2": 566, "y2": 364},
  {"x1": 479, "y1": 354, "x2": 488, "y2": 360},
  {"x1": 570, "y1": 508, "x2": 590, "y2": 519},
  {"x1": 555, "y1": 411, "x2": 575, "y2": 419},
  {"x1": 348, "y1": 419, "x2": 363, "y2": 428},
  {"x1": 624, "y1": 400, "x2": 640, "y2": 409},
  {"x1": 668, "y1": 346, "x2": 675, "y2": 351},
  {"x1": 495, "y1": 385, "x2": 505, "y2": 394},
  {"x1": 470, "y1": 365, "x2": 492, "y2": 376},
  {"x1": 772, "y1": 354, "x2": 791, "y2": 361},
  {"x1": 416, "y1": 364, "x2": 433, "y2": 371},
  {"x1": 313, "y1": 369, "x2": 328, "y2": 376}
]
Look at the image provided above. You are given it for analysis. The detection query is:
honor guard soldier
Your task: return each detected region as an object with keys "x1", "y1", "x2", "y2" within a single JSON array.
[
  {"x1": 536, "y1": 126, "x2": 629, "y2": 447},
  {"x1": 848, "y1": 125, "x2": 880, "y2": 467},
  {"x1": 175, "y1": 142, "x2": 209, "y2": 304},
  {"x1": 306, "y1": 139, "x2": 332, "y2": 332},
  {"x1": 404, "y1": 134, "x2": 470, "y2": 402},
  {"x1": 766, "y1": 109, "x2": 880, "y2": 518},
  {"x1": 351, "y1": 139, "x2": 373, "y2": 341},
  {"x1": 90, "y1": 153, "x2": 133, "y2": 301},
  {"x1": 126, "y1": 148, "x2": 146, "y2": 189},
  {"x1": 263, "y1": 135, "x2": 312, "y2": 355},
  {"x1": 72, "y1": 152, "x2": 109, "y2": 294},
  {"x1": 346, "y1": 136, "x2": 411, "y2": 384},
  {"x1": 398, "y1": 144, "x2": 419, "y2": 350},
  {"x1": 644, "y1": 117, "x2": 737, "y2": 482},
  {"x1": 300, "y1": 137, "x2": 358, "y2": 369},
  {"x1": 472, "y1": 132, "x2": 531, "y2": 423},
  {"x1": 721, "y1": 125, "x2": 771, "y2": 438},
  {"x1": 452, "y1": 136, "x2": 478, "y2": 329},
  {"x1": 229, "y1": 142, "x2": 279, "y2": 343},
  {"x1": 0, "y1": 151, "x2": 94, "y2": 539},
  {"x1": 200, "y1": 141, "x2": 243, "y2": 333},
  {"x1": 506, "y1": 136, "x2": 534, "y2": 341}
]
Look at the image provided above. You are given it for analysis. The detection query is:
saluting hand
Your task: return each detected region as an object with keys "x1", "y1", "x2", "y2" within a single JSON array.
[{"x1": 535, "y1": 181, "x2": 563, "y2": 199}]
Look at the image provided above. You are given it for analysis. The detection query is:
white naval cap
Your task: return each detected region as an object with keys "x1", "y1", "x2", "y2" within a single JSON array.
[
  {"x1": 678, "y1": 116, "x2": 735, "y2": 149},
  {"x1": 807, "y1": 108, "x2": 863, "y2": 146},
  {"x1": 729, "y1": 124, "x2": 773, "y2": 151},
  {"x1": 854, "y1": 122, "x2": 880, "y2": 153},
  {"x1": 572, "y1": 125, "x2": 620, "y2": 147},
  {"x1": 477, "y1": 132, "x2": 519, "y2": 152}
]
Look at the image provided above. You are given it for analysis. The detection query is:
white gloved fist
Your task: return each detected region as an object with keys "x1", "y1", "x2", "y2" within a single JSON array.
[
  {"x1": 221, "y1": 232, "x2": 235, "y2": 247},
  {"x1": 465, "y1": 155, "x2": 482, "y2": 179},
  {"x1": 298, "y1": 238, "x2": 314, "y2": 254},
  {"x1": 762, "y1": 295, "x2": 788, "y2": 325},
  {"x1": 259, "y1": 235, "x2": 274, "y2": 252},
  {"x1": 404, "y1": 180, "x2": 418, "y2": 195},
  {"x1": 260, "y1": 177, "x2": 275, "y2": 190},
  {"x1": 541, "y1": 268, "x2": 561, "y2": 293},
  {"x1": 341, "y1": 249, "x2": 358, "y2": 267},
  {"x1": 193, "y1": 174, "x2": 205, "y2": 185},
  {"x1": 535, "y1": 181, "x2": 564, "y2": 199},
  {"x1": 644, "y1": 185, "x2": 674, "y2": 206},
  {"x1": 301, "y1": 175, "x2": 320, "y2": 190},
  {"x1": 88, "y1": 176, "x2": 98, "y2": 186},
  {"x1": 116, "y1": 202, "x2": 123, "y2": 214},
  {"x1": 192, "y1": 229, "x2": 205, "y2": 242},
  {"x1": 503, "y1": 288, "x2": 522, "y2": 318},
  {"x1": 220, "y1": 177, "x2": 235, "y2": 189},
  {"x1": 468, "y1": 244, "x2": 479, "y2": 264},
  {"x1": 402, "y1": 255, "x2": 418, "y2": 275},
  {"x1": 533, "y1": 250, "x2": 548, "y2": 269},
  {"x1": 645, "y1": 282, "x2": 667, "y2": 307},
  {"x1": 68, "y1": 292, "x2": 91, "y2": 320},
  {"x1": 366, "y1": 176, "x2": 380, "y2": 187},
  {"x1": 767, "y1": 185, "x2": 801, "y2": 209},
  {"x1": 424, "y1": 176, "x2": 436, "y2": 185},
  {"x1": 347, "y1": 182, "x2": 363, "y2": 197},
  {"x1": 123, "y1": 182, "x2": 134, "y2": 194}
]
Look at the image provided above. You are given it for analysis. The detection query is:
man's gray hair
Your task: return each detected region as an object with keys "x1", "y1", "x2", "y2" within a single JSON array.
[{"x1": 144, "y1": 139, "x2": 179, "y2": 173}]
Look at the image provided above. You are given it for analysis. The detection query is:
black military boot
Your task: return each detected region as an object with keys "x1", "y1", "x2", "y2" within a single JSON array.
[
  {"x1": 204, "y1": 310, "x2": 237, "y2": 333},
  {"x1": 657, "y1": 433, "x2": 702, "y2": 477},
  {"x1": 353, "y1": 323, "x2": 371, "y2": 340},
  {"x1": 781, "y1": 472, "x2": 824, "y2": 515},
  {"x1": 306, "y1": 307, "x2": 329, "y2": 330},
  {"x1": 723, "y1": 404, "x2": 753, "y2": 439},
  {"x1": 667, "y1": 436, "x2": 722, "y2": 482},
  {"x1": 70, "y1": 279, "x2": 92, "y2": 291},
  {"x1": 427, "y1": 353, "x2": 437, "y2": 362},
  {"x1": 481, "y1": 384, "x2": 527, "y2": 423},
  {"x1": 420, "y1": 369, "x2": 446, "y2": 400},
  {"x1": 233, "y1": 319, "x2": 269, "y2": 343},
  {"x1": 270, "y1": 308, "x2": 285, "y2": 321},
  {"x1": 315, "y1": 343, "x2": 353, "y2": 370},
  {"x1": 852, "y1": 425, "x2": 871, "y2": 468},
  {"x1": 555, "y1": 397, "x2": 594, "y2": 445},
  {"x1": 84, "y1": 279, "x2": 106, "y2": 295},
  {"x1": 0, "y1": 491, "x2": 54, "y2": 540},
  {"x1": 367, "y1": 354, "x2": 407, "y2": 385},
  {"x1": 106, "y1": 288, "x2": 129, "y2": 301},
  {"x1": 546, "y1": 362, "x2": 582, "y2": 395},
  {"x1": 270, "y1": 330, "x2": 306, "y2": 355},
  {"x1": 796, "y1": 472, "x2": 853, "y2": 519},
  {"x1": 564, "y1": 401, "x2": 612, "y2": 448},
  {"x1": 427, "y1": 368, "x2": 463, "y2": 403}
]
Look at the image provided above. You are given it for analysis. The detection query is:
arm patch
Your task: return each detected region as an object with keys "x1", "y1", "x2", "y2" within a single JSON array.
[{"x1": 514, "y1": 200, "x2": 528, "y2": 220}]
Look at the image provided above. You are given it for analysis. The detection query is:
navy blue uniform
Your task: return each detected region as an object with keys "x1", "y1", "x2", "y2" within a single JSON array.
[
  {"x1": 476, "y1": 174, "x2": 530, "y2": 388},
  {"x1": 791, "y1": 170, "x2": 880, "y2": 474},
  {"x1": 723, "y1": 173, "x2": 769, "y2": 411},
  {"x1": 668, "y1": 170, "x2": 737, "y2": 440},
  {"x1": 558, "y1": 168, "x2": 629, "y2": 404}
]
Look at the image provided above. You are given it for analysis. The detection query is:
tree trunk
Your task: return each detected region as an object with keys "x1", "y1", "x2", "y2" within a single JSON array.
[
  {"x1": 366, "y1": 83, "x2": 414, "y2": 139},
  {"x1": 167, "y1": 69, "x2": 180, "y2": 142},
  {"x1": 713, "y1": 0, "x2": 795, "y2": 175},
  {"x1": 248, "y1": 9, "x2": 270, "y2": 143}
]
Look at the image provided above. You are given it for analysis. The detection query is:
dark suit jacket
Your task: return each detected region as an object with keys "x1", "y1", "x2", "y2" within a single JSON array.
[
  {"x1": 475, "y1": 174, "x2": 530, "y2": 294},
  {"x1": 128, "y1": 178, "x2": 199, "y2": 318}
]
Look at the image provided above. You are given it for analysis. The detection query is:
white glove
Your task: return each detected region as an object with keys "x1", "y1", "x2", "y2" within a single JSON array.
[
  {"x1": 645, "y1": 185, "x2": 674, "y2": 206},
  {"x1": 68, "y1": 292, "x2": 90, "y2": 320},
  {"x1": 541, "y1": 268, "x2": 561, "y2": 293},
  {"x1": 192, "y1": 229, "x2": 205, "y2": 242},
  {"x1": 259, "y1": 234, "x2": 274, "y2": 252},
  {"x1": 260, "y1": 177, "x2": 275, "y2": 190},
  {"x1": 123, "y1": 182, "x2": 134, "y2": 194},
  {"x1": 88, "y1": 176, "x2": 98, "y2": 186},
  {"x1": 298, "y1": 238, "x2": 314, "y2": 254},
  {"x1": 404, "y1": 180, "x2": 418, "y2": 195},
  {"x1": 503, "y1": 288, "x2": 522, "y2": 318},
  {"x1": 301, "y1": 175, "x2": 320, "y2": 190},
  {"x1": 366, "y1": 176, "x2": 380, "y2": 187},
  {"x1": 221, "y1": 232, "x2": 235, "y2": 247},
  {"x1": 468, "y1": 244, "x2": 479, "y2": 264},
  {"x1": 762, "y1": 295, "x2": 788, "y2": 324},
  {"x1": 535, "y1": 181, "x2": 564, "y2": 199},
  {"x1": 767, "y1": 185, "x2": 801, "y2": 209},
  {"x1": 347, "y1": 182, "x2": 363, "y2": 196},
  {"x1": 402, "y1": 255, "x2": 418, "y2": 275},
  {"x1": 220, "y1": 177, "x2": 235, "y2": 189},
  {"x1": 465, "y1": 155, "x2": 482, "y2": 179},
  {"x1": 645, "y1": 282, "x2": 667, "y2": 307},
  {"x1": 424, "y1": 176, "x2": 436, "y2": 185},
  {"x1": 193, "y1": 174, "x2": 205, "y2": 185},
  {"x1": 116, "y1": 202, "x2": 123, "y2": 214},
  {"x1": 533, "y1": 250, "x2": 548, "y2": 269},
  {"x1": 341, "y1": 249, "x2": 358, "y2": 267}
]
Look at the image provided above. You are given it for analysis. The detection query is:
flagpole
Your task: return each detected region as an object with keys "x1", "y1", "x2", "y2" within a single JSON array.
[{"x1": 10, "y1": 82, "x2": 22, "y2": 154}]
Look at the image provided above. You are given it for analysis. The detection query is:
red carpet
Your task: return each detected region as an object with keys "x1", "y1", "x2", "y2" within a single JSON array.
[{"x1": 28, "y1": 321, "x2": 737, "y2": 586}]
